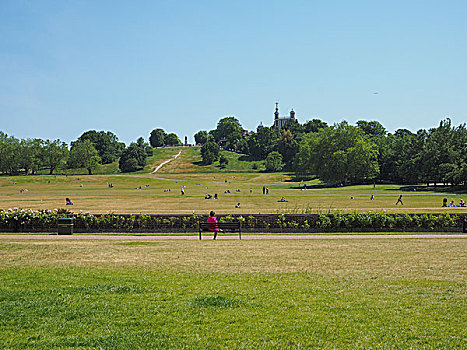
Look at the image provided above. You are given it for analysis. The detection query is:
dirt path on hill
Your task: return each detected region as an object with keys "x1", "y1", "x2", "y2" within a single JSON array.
[
  {"x1": 151, "y1": 150, "x2": 182, "y2": 173},
  {"x1": 1, "y1": 234, "x2": 465, "y2": 240}
]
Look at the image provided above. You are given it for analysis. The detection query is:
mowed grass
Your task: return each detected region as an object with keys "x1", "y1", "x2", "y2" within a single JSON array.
[
  {"x1": 1, "y1": 147, "x2": 466, "y2": 214},
  {"x1": 1, "y1": 172, "x2": 466, "y2": 214},
  {"x1": 0, "y1": 238, "x2": 465, "y2": 348}
]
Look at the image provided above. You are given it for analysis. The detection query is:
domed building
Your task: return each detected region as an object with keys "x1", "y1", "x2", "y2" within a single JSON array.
[{"x1": 273, "y1": 102, "x2": 297, "y2": 128}]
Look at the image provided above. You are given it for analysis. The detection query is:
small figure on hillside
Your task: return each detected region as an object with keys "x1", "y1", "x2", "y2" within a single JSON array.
[
  {"x1": 448, "y1": 200, "x2": 455, "y2": 207},
  {"x1": 266, "y1": 187, "x2": 269, "y2": 194},
  {"x1": 214, "y1": 193, "x2": 218, "y2": 199},
  {"x1": 80, "y1": 184, "x2": 83, "y2": 187},
  {"x1": 235, "y1": 203, "x2": 241, "y2": 208},
  {"x1": 262, "y1": 186, "x2": 265, "y2": 195},
  {"x1": 279, "y1": 197, "x2": 287, "y2": 202},
  {"x1": 250, "y1": 188, "x2": 252, "y2": 193},
  {"x1": 396, "y1": 195, "x2": 403, "y2": 205},
  {"x1": 207, "y1": 211, "x2": 222, "y2": 240},
  {"x1": 370, "y1": 195, "x2": 374, "y2": 200},
  {"x1": 66, "y1": 198, "x2": 73, "y2": 205},
  {"x1": 181, "y1": 188, "x2": 185, "y2": 195},
  {"x1": 442, "y1": 198, "x2": 448, "y2": 207},
  {"x1": 350, "y1": 196, "x2": 355, "y2": 199}
]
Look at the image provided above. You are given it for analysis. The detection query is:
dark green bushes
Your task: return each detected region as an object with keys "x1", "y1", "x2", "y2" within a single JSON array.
[{"x1": 0, "y1": 209, "x2": 463, "y2": 233}]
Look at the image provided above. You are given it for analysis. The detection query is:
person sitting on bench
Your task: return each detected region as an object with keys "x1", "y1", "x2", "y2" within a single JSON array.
[{"x1": 207, "y1": 211, "x2": 222, "y2": 240}]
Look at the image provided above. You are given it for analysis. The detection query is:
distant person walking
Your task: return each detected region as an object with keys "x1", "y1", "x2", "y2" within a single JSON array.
[
  {"x1": 396, "y1": 195, "x2": 403, "y2": 205},
  {"x1": 262, "y1": 186, "x2": 265, "y2": 195},
  {"x1": 266, "y1": 187, "x2": 269, "y2": 195}
]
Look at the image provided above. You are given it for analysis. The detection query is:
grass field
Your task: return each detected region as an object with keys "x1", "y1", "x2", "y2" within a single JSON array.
[
  {"x1": 1, "y1": 147, "x2": 466, "y2": 214},
  {"x1": 0, "y1": 238, "x2": 465, "y2": 349}
]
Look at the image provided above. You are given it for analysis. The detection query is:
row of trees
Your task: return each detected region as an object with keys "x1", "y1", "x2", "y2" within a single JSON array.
[
  {"x1": 0, "y1": 131, "x2": 153, "y2": 175},
  {"x1": 194, "y1": 117, "x2": 467, "y2": 186}
]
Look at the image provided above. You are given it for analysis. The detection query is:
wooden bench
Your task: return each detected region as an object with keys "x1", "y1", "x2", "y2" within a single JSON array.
[{"x1": 198, "y1": 222, "x2": 241, "y2": 240}]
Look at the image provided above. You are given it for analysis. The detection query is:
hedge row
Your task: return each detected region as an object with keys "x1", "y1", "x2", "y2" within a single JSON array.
[{"x1": 1, "y1": 209, "x2": 466, "y2": 233}]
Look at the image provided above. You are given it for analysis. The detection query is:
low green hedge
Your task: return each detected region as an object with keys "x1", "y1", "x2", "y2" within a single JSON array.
[{"x1": 0, "y1": 209, "x2": 465, "y2": 233}]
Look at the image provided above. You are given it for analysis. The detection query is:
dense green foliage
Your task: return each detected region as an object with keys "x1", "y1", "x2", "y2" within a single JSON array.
[
  {"x1": 149, "y1": 128, "x2": 166, "y2": 147},
  {"x1": 68, "y1": 140, "x2": 101, "y2": 175},
  {"x1": 75, "y1": 130, "x2": 125, "y2": 164},
  {"x1": 165, "y1": 133, "x2": 181, "y2": 146},
  {"x1": 0, "y1": 208, "x2": 462, "y2": 232},
  {"x1": 265, "y1": 151, "x2": 284, "y2": 172},
  {"x1": 119, "y1": 143, "x2": 148, "y2": 172},
  {"x1": 192, "y1": 116, "x2": 466, "y2": 186},
  {"x1": 201, "y1": 141, "x2": 220, "y2": 165},
  {"x1": 194, "y1": 130, "x2": 209, "y2": 145},
  {"x1": 294, "y1": 123, "x2": 380, "y2": 184}
]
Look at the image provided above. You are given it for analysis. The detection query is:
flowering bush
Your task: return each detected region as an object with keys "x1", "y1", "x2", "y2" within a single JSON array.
[{"x1": 0, "y1": 209, "x2": 463, "y2": 233}]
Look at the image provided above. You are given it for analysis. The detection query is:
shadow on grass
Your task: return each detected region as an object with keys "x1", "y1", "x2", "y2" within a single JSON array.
[
  {"x1": 385, "y1": 185, "x2": 467, "y2": 194},
  {"x1": 188, "y1": 295, "x2": 242, "y2": 308}
]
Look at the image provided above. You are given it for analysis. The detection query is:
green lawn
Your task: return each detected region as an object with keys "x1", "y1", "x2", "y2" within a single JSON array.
[
  {"x1": 1, "y1": 147, "x2": 466, "y2": 214},
  {"x1": 0, "y1": 238, "x2": 465, "y2": 349}
]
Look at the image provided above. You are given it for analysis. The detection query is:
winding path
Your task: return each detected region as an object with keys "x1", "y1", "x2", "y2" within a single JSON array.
[{"x1": 151, "y1": 150, "x2": 182, "y2": 173}]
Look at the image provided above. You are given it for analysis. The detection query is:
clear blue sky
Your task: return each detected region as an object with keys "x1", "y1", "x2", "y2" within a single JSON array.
[{"x1": 1, "y1": 0, "x2": 466, "y2": 145}]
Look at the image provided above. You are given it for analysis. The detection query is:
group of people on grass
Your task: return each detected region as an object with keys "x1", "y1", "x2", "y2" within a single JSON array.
[{"x1": 443, "y1": 198, "x2": 465, "y2": 207}]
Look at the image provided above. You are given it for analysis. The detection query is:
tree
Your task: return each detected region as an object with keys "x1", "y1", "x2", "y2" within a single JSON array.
[
  {"x1": 356, "y1": 120, "x2": 387, "y2": 137},
  {"x1": 265, "y1": 151, "x2": 284, "y2": 172},
  {"x1": 304, "y1": 119, "x2": 328, "y2": 133},
  {"x1": 278, "y1": 129, "x2": 299, "y2": 166},
  {"x1": 42, "y1": 139, "x2": 69, "y2": 175},
  {"x1": 149, "y1": 128, "x2": 166, "y2": 147},
  {"x1": 165, "y1": 133, "x2": 181, "y2": 146},
  {"x1": 282, "y1": 119, "x2": 305, "y2": 136},
  {"x1": 136, "y1": 136, "x2": 153, "y2": 156},
  {"x1": 294, "y1": 123, "x2": 379, "y2": 184},
  {"x1": 20, "y1": 138, "x2": 44, "y2": 175},
  {"x1": 211, "y1": 117, "x2": 243, "y2": 150},
  {"x1": 0, "y1": 133, "x2": 21, "y2": 175},
  {"x1": 219, "y1": 154, "x2": 229, "y2": 168},
  {"x1": 68, "y1": 140, "x2": 101, "y2": 175},
  {"x1": 247, "y1": 127, "x2": 280, "y2": 159},
  {"x1": 194, "y1": 130, "x2": 209, "y2": 145},
  {"x1": 200, "y1": 141, "x2": 220, "y2": 165},
  {"x1": 76, "y1": 130, "x2": 124, "y2": 164},
  {"x1": 119, "y1": 143, "x2": 147, "y2": 172}
]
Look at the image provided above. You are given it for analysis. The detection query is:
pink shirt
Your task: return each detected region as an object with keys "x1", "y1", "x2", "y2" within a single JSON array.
[{"x1": 207, "y1": 216, "x2": 219, "y2": 231}]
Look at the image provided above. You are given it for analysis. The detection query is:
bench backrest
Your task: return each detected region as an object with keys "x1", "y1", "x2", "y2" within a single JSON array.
[{"x1": 199, "y1": 222, "x2": 240, "y2": 229}]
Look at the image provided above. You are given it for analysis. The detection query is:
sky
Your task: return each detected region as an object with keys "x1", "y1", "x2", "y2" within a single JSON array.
[{"x1": 1, "y1": 0, "x2": 466, "y2": 145}]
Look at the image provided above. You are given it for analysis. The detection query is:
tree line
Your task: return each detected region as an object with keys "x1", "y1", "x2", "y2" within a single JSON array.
[
  {"x1": 0, "y1": 130, "x2": 155, "y2": 175},
  {"x1": 194, "y1": 117, "x2": 467, "y2": 186}
]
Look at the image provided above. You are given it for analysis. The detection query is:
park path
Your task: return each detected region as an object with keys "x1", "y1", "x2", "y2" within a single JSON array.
[
  {"x1": 151, "y1": 150, "x2": 182, "y2": 173},
  {"x1": 0, "y1": 234, "x2": 465, "y2": 240}
]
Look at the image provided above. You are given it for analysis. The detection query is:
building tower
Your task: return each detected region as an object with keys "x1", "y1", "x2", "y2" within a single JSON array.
[
  {"x1": 274, "y1": 102, "x2": 279, "y2": 127},
  {"x1": 290, "y1": 109, "x2": 295, "y2": 120}
]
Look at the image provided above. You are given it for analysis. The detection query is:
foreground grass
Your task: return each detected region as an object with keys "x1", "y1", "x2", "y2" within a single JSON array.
[{"x1": 0, "y1": 239, "x2": 466, "y2": 349}]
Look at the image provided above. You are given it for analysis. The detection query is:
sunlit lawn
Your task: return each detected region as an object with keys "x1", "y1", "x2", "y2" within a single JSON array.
[
  {"x1": 0, "y1": 238, "x2": 465, "y2": 349},
  {"x1": 1, "y1": 172, "x2": 466, "y2": 214}
]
